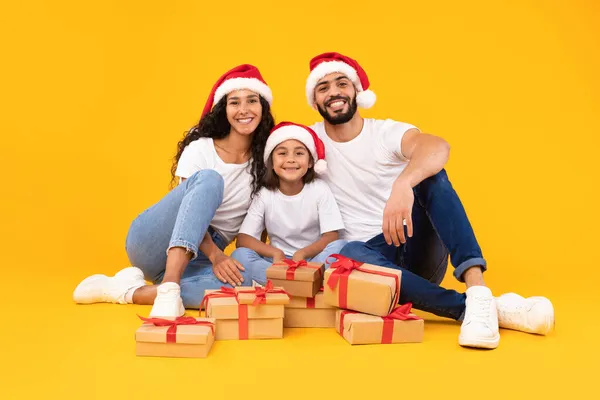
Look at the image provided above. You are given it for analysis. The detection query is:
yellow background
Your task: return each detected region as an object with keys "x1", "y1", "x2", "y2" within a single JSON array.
[{"x1": 1, "y1": 0, "x2": 598, "y2": 399}]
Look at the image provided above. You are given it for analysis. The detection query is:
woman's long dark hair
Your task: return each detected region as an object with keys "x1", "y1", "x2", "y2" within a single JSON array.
[{"x1": 170, "y1": 95, "x2": 275, "y2": 197}]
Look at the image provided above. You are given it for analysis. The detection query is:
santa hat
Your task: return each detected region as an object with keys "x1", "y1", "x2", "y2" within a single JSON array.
[
  {"x1": 264, "y1": 122, "x2": 328, "y2": 174},
  {"x1": 201, "y1": 64, "x2": 273, "y2": 118},
  {"x1": 305, "y1": 52, "x2": 376, "y2": 109}
]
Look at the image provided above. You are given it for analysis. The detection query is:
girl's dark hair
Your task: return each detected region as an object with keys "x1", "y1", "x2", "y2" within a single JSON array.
[
  {"x1": 262, "y1": 150, "x2": 316, "y2": 190},
  {"x1": 170, "y1": 95, "x2": 275, "y2": 197}
]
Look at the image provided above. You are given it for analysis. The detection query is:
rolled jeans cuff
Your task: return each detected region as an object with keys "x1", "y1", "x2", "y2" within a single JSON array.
[
  {"x1": 167, "y1": 239, "x2": 199, "y2": 261},
  {"x1": 454, "y1": 257, "x2": 487, "y2": 282}
]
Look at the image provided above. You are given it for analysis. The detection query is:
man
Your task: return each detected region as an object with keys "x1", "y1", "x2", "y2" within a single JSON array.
[{"x1": 305, "y1": 52, "x2": 554, "y2": 349}]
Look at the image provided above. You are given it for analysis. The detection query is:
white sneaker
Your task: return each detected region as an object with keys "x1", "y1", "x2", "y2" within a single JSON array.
[
  {"x1": 459, "y1": 286, "x2": 500, "y2": 349},
  {"x1": 496, "y1": 293, "x2": 554, "y2": 335},
  {"x1": 73, "y1": 266, "x2": 146, "y2": 304},
  {"x1": 148, "y1": 282, "x2": 185, "y2": 318}
]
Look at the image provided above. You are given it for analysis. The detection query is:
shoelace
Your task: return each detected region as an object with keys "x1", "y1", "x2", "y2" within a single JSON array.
[{"x1": 470, "y1": 296, "x2": 493, "y2": 323}]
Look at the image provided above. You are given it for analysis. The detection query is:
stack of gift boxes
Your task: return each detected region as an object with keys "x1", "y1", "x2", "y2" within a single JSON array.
[{"x1": 134, "y1": 254, "x2": 424, "y2": 357}]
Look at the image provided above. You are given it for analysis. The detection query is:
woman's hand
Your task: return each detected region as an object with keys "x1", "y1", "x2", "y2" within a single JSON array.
[{"x1": 212, "y1": 254, "x2": 245, "y2": 286}]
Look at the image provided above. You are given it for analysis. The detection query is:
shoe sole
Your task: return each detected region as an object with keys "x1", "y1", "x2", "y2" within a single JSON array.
[{"x1": 458, "y1": 333, "x2": 500, "y2": 349}]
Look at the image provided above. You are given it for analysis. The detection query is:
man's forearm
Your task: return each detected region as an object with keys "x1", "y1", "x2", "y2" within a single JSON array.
[{"x1": 397, "y1": 134, "x2": 450, "y2": 188}]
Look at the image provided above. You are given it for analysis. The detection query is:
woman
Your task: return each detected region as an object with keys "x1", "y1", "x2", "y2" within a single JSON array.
[{"x1": 73, "y1": 64, "x2": 276, "y2": 318}]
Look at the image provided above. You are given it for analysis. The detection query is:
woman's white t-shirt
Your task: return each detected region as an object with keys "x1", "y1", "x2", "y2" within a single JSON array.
[
  {"x1": 175, "y1": 137, "x2": 253, "y2": 244},
  {"x1": 238, "y1": 179, "x2": 345, "y2": 256}
]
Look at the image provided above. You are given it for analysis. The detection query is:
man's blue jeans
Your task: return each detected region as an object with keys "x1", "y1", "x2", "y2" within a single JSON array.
[{"x1": 341, "y1": 169, "x2": 485, "y2": 320}]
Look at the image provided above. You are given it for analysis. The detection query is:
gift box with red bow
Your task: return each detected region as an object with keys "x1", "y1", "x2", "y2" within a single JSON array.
[
  {"x1": 201, "y1": 281, "x2": 288, "y2": 340},
  {"x1": 323, "y1": 254, "x2": 402, "y2": 316},
  {"x1": 336, "y1": 303, "x2": 424, "y2": 345},
  {"x1": 266, "y1": 259, "x2": 324, "y2": 297},
  {"x1": 135, "y1": 315, "x2": 215, "y2": 358},
  {"x1": 284, "y1": 289, "x2": 336, "y2": 328}
]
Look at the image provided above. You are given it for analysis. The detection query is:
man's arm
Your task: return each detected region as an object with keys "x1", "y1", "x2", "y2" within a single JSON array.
[{"x1": 383, "y1": 128, "x2": 451, "y2": 247}]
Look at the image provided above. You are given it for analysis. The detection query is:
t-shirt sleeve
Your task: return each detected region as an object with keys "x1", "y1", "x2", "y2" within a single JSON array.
[
  {"x1": 238, "y1": 190, "x2": 266, "y2": 240},
  {"x1": 175, "y1": 140, "x2": 210, "y2": 179},
  {"x1": 378, "y1": 119, "x2": 419, "y2": 162},
  {"x1": 316, "y1": 181, "x2": 345, "y2": 234}
]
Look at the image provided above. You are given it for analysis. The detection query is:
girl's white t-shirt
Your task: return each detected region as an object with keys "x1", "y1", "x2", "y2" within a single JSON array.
[
  {"x1": 175, "y1": 137, "x2": 253, "y2": 244},
  {"x1": 238, "y1": 179, "x2": 345, "y2": 256}
]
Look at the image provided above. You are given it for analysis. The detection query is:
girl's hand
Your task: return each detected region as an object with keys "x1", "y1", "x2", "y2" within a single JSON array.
[
  {"x1": 272, "y1": 249, "x2": 286, "y2": 264},
  {"x1": 212, "y1": 254, "x2": 245, "y2": 286},
  {"x1": 291, "y1": 251, "x2": 306, "y2": 262}
]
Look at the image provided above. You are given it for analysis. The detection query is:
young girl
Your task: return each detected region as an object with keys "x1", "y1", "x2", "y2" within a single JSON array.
[
  {"x1": 231, "y1": 121, "x2": 347, "y2": 284},
  {"x1": 72, "y1": 65, "x2": 275, "y2": 318}
]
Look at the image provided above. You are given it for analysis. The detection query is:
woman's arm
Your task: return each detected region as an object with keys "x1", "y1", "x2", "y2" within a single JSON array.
[
  {"x1": 237, "y1": 233, "x2": 286, "y2": 262},
  {"x1": 292, "y1": 231, "x2": 339, "y2": 261}
]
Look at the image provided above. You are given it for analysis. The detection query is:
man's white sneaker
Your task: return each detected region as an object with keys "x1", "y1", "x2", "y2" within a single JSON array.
[
  {"x1": 458, "y1": 286, "x2": 500, "y2": 349},
  {"x1": 496, "y1": 293, "x2": 554, "y2": 335},
  {"x1": 73, "y1": 266, "x2": 146, "y2": 304},
  {"x1": 148, "y1": 282, "x2": 185, "y2": 318}
]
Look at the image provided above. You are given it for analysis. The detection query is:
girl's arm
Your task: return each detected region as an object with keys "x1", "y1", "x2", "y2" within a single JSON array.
[
  {"x1": 292, "y1": 230, "x2": 339, "y2": 261},
  {"x1": 237, "y1": 233, "x2": 286, "y2": 262}
]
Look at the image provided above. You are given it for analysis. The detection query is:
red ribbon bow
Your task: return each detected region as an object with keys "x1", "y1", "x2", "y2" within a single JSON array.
[
  {"x1": 137, "y1": 315, "x2": 215, "y2": 343},
  {"x1": 339, "y1": 303, "x2": 420, "y2": 344},
  {"x1": 237, "y1": 280, "x2": 290, "y2": 306},
  {"x1": 200, "y1": 288, "x2": 249, "y2": 340},
  {"x1": 279, "y1": 259, "x2": 322, "y2": 280},
  {"x1": 326, "y1": 254, "x2": 400, "y2": 310}
]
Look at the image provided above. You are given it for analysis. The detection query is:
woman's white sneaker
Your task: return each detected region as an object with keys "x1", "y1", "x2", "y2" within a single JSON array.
[
  {"x1": 496, "y1": 293, "x2": 555, "y2": 335},
  {"x1": 73, "y1": 266, "x2": 146, "y2": 304},
  {"x1": 148, "y1": 282, "x2": 185, "y2": 318},
  {"x1": 458, "y1": 286, "x2": 500, "y2": 349}
]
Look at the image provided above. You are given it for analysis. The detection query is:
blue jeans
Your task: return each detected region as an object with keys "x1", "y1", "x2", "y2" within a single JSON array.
[
  {"x1": 341, "y1": 169, "x2": 484, "y2": 320},
  {"x1": 231, "y1": 239, "x2": 348, "y2": 285},
  {"x1": 125, "y1": 170, "x2": 252, "y2": 308}
]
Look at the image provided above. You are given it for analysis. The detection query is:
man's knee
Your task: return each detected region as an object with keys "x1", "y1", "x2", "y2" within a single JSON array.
[{"x1": 339, "y1": 241, "x2": 368, "y2": 258}]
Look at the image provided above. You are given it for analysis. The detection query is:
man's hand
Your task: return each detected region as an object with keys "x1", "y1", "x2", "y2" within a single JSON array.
[
  {"x1": 212, "y1": 254, "x2": 245, "y2": 286},
  {"x1": 382, "y1": 179, "x2": 414, "y2": 246}
]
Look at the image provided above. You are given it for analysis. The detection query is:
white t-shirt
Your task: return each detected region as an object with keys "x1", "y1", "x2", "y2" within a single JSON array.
[
  {"x1": 310, "y1": 118, "x2": 417, "y2": 242},
  {"x1": 175, "y1": 137, "x2": 253, "y2": 244},
  {"x1": 238, "y1": 179, "x2": 345, "y2": 256}
]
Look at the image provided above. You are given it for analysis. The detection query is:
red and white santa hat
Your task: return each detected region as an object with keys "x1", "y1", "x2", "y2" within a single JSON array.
[
  {"x1": 201, "y1": 64, "x2": 273, "y2": 118},
  {"x1": 305, "y1": 52, "x2": 376, "y2": 109},
  {"x1": 264, "y1": 121, "x2": 328, "y2": 174}
]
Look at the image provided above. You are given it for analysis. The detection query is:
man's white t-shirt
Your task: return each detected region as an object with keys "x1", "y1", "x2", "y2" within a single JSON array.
[
  {"x1": 310, "y1": 118, "x2": 417, "y2": 242},
  {"x1": 175, "y1": 137, "x2": 253, "y2": 244},
  {"x1": 238, "y1": 179, "x2": 345, "y2": 256}
]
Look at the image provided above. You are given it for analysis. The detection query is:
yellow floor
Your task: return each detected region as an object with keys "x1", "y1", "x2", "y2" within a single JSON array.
[{"x1": 2, "y1": 257, "x2": 596, "y2": 400}]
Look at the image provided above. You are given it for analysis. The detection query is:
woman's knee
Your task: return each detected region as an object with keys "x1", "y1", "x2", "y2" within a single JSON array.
[{"x1": 186, "y1": 169, "x2": 225, "y2": 197}]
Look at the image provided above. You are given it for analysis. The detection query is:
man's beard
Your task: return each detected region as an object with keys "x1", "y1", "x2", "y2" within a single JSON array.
[{"x1": 317, "y1": 94, "x2": 357, "y2": 125}]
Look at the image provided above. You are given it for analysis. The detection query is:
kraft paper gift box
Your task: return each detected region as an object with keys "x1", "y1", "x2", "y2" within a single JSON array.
[
  {"x1": 335, "y1": 304, "x2": 424, "y2": 345},
  {"x1": 135, "y1": 316, "x2": 215, "y2": 358},
  {"x1": 323, "y1": 254, "x2": 401, "y2": 316},
  {"x1": 202, "y1": 284, "x2": 284, "y2": 340},
  {"x1": 266, "y1": 260, "x2": 325, "y2": 297},
  {"x1": 234, "y1": 282, "x2": 290, "y2": 306},
  {"x1": 284, "y1": 290, "x2": 336, "y2": 328}
]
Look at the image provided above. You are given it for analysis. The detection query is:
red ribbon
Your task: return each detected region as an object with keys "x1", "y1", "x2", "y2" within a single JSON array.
[
  {"x1": 237, "y1": 280, "x2": 290, "y2": 306},
  {"x1": 200, "y1": 288, "x2": 249, "y2": 340},
  {"x1": 326, "y1": 254, "x2": 400, "y2": 310},
  {"x1": 278, "y1": 259, "x2": 322, "y2": 280},
  {"x1": 137, "y1": 315, "x2": 215, "y2": 343},
  {"x1": 339, "y1": 303, "x2": 420, "y2": 344},
  {"x1": 306, "y1": 287, "x2": 324, "y2": 308}
]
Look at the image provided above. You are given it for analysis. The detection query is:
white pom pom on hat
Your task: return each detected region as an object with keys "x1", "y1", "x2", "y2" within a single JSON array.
[{"x1": 263, "y1": 122, "x2": 328, "y2": 174}]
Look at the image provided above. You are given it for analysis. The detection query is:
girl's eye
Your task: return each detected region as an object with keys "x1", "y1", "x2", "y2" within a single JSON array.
[
  {"x1": 229, "y1": 102, "x2": 238, "y2": 106},
  {"x1": 296, "y1": 152, "x2": 305, "y2": 156},
  {"x1": 249, "y1": 99, "x2": 257, "y2": 103}
]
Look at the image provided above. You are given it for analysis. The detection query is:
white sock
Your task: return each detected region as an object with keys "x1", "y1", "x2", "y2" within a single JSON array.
[{"x1": 125, "y1": 284, "x2": 144, "y2": 304}]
